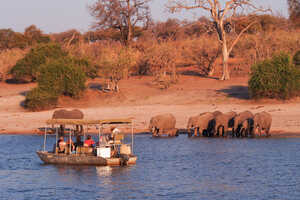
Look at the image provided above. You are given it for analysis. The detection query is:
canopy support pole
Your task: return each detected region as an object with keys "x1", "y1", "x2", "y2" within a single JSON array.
[
  {"x1": 131, "y1": 121, "x2": 134, "y2": 154},
  {"x1": 43, "y1": 126, "x2": 47, "y2": 152}
]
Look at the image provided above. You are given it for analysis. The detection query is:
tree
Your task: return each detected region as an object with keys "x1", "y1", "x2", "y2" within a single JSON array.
[
  {"x1": 98, "y1": 45, "x2": 139, "y2": 91},
  {"x1": 89, "y1": 0, "x2": 152, "y2": 45},
  {"x1": 288, "y1": 0, "x2": 300, "y2": 27},
  {"x1": 168, "y1": 0, "x2": 269, "y2": 80},
  {"x1": 24, "y1": 25, "x2": 50, "y2": 45}
]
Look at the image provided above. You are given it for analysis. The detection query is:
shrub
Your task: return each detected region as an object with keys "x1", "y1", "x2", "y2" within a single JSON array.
[
  {"x1": 37, "y1": 58, "x2": 86, "y2": 98},
  {"x1": 293, "y1": 50, "x2": 300, "y2": 67},
  {"x1": 25, "y1": 58, "x2": 86, "y2": 111},
  {"x1": 25, "y1": 88, "x2": 58, "y2": 111},
  {"x1": 249, "y1": 53, "x2": 300, "y2": 99},
  {"x1": 10, "y1": 43, "x2": 67, "y2": 82}
]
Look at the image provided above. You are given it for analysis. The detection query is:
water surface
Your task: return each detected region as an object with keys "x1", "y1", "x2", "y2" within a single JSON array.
[{"x1": 0, "y1": 134, "x2": 300, "y2": 200}]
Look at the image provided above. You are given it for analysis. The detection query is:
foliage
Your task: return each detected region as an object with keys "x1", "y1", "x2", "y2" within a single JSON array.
[
  {"x1": 25, "y1": 88, "x2": 59, "y2": 111},
  {"x1": 293, "y1": 50, "x2": 300, "y2": 67},
  {"x1": 24, "y1": 25, "x2": 50, "y2": 45},
  {"x1": 0, "y1": 29, "x2": 28, "y2": 50},
  {"x1": 0, "y1": 26, "x2": 50, "y2": 51},
  {"x1": 10, "y1": 43, "x2": 67, "y2": 82},
  {"x1": 89, "y1": 0, "x2": 151, "y2": 45},
  {"x1": 145, "y1": 42, "x2": 178, "y2": 88},
  {"x1": 10, "y1": 42, "x2": 96, "y2": 82},
  {"x1": 288, "y1": 0, "x2": 300, "y2": 27},
  {"x1": 0, "y1": 48, "x2": 27, "y2": 82},
  {"x1": 98, "y1": 45, "x2": 139, "y2": 91},
  {"x1": 25, "y1": 58, "x2": 87, "y2": 111},
  {"x1": 37, "y1": 58, "x2": 86, "y2": 98},
  {"x1": 249, "y1": 53, "x2": 300, "y2": 99}
]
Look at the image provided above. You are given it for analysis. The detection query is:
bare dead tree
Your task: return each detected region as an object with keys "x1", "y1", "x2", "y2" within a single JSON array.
[
  {"x1": 89, "y1": 0, "x2": 152, "y2": 46},
  {"x1": 168, "y1": 0, "x2": 270, "y2": 80}
]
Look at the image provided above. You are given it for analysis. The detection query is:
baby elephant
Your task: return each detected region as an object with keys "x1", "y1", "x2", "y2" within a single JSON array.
[
  {"x1": 253, "y1": 111, "x2": 272, "y2": 137},
  {"x1": 149, "y1": 113, "x2": 178, "y2": 137}
]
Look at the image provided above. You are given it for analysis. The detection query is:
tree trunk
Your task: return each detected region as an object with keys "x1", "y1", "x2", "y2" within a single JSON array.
[
  {"x1": 221, "y1": 38, "x2": 230, "y2": 80},
  {"x1": 126, "y1": 0, "x2": 132, "y2": 45}
]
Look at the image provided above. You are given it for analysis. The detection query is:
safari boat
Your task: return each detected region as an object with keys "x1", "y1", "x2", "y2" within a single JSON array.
[{"x1": 37, "y1": 118, "x2": 137, "y2": 166}]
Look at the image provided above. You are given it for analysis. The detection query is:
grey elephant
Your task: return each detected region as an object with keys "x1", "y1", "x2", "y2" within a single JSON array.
[
  {"x1": 233, "y1": 111, "x2": 254, "y2": 137},
  {"x1": 149, "y1": 113, "x2": 178, "y2": 137},
  {"x1": 214, "y1": 111, "x2": 237, "y2": 137},
  {"x1": 253, "y1": 111, "x2": 272, "y2": 137},
  {"x1": 187, "y1": 112, "x2": 215, "y2": 137},
  {"x1": 52, "y1": 109, "x2": 84, "y2": 119},
  {"x1": 52, "y1": 109, "x2": 84, "y2": 135}
]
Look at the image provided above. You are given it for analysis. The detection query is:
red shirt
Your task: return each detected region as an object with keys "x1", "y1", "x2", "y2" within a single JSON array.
[{"x1": 84, "y1": 139, "x2": 95, "y2": 147}]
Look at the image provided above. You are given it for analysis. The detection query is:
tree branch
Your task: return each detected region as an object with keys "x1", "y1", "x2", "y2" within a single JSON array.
[{"x1": 228, "y1": 20, "x2": 257, "y2": 54}]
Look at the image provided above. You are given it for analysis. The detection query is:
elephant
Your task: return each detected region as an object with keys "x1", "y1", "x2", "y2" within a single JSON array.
[
  {"x1": 149, "y1": 113, "x2": 178, "y2": 137},
  {"x1": 52, "y1": 109, "x2": 84, "y2": 119},
  {"x1": 239, "y1": 119, "x2": 253, "y2": 137},
  {"x1": 233, "y1": 111, "x2": 254, "y2": 137},
  {"x1": 214, "y1": 111, "x2": 237, "y2": 137},
  {"x1": 52, "y1": 109, "x2": 84, "y2": 135},
  {"x1": 187, "y1": 112, "x2": 215, "y2": 137},
  {"x1": 253, "y1": 111, "x2": 272, "y2": 137}
]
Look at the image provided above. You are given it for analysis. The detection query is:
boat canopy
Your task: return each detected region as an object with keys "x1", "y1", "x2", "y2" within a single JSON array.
[{"x1": 46, "y1": 118, "x2": 133, "y2": 126}]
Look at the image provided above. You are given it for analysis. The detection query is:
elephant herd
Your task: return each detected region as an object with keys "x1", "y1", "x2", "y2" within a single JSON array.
[{"x1": 149, "y1": 111, "x2": 272, "y2": 138}]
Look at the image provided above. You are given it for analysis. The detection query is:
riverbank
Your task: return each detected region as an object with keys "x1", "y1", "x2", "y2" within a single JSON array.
[{"x1": 0, "y1": 76, "x2": 300, "y2": 137}]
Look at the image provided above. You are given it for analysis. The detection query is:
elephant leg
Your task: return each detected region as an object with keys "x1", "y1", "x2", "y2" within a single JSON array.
[
  {"x1": 188, "y1": 129, "x2": 193, "y2": 137},
  {"x1": 259, "y1": 126, "x2": 262, "y2": 137},
  {"x1": 266, "y1": 126, "x2": 271, "y2": 137},
  {"x1": 231, "y1": 128, "x2": 235, "y2": 137},
  {"x1": 236, "y1": 128, "x2": 241, "y2": 137},
  {"x1": 223, "y1": 125, "x2": 228, "y2": 137}
]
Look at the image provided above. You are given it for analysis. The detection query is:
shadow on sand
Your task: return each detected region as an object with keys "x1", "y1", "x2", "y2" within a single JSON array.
[
  {"x1": 217, "y1": 85, "x2": 249, "y2": 100},
  {"x1": 180, "y1": 70, "x2": 219, "y2": 80}
]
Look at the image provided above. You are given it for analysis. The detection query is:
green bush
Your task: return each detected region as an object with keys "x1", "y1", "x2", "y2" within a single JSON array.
[
  {"x1": 10, "y1": 43, "x2": 67, "y2": 82},
  {"x1": 38, "y1": 58, "x2": 86, "y2": 98},
  {"x1": 25, "y1": 58, "x2": 86, "y2": 111},
  {"x1": 73, "y1": 57, "x2": 98, "y2": 79},
  {"x1": 25, "y1": 88, "x2": 58, "y2": 111},
  {"x1": 249, "y1": 53, "x2": 300, "y2": 99},
  {"x1": 293, "y1": 50, "x2": 300, "y2": 67},
  {"x1": 10, "y1": 42, "x2": 97, "y2": 82}
]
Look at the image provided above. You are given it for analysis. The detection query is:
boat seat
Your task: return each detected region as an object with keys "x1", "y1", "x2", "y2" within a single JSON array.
[{"x1": 76, "y1": 146, "x2": 94, "y2": 154}]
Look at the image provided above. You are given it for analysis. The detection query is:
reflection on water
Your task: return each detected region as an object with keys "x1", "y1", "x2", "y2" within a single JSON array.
[
  {"x1": 0, "y1": 135, "x2": 300, "y2": 199},
  {"x1": 96, "y1": 166, "x2": 113, "y2": 178}
]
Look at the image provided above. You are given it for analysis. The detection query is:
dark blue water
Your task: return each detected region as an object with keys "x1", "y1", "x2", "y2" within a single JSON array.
[{"x1": 0, "y1": 135, "x2": 300, "y2": 200}]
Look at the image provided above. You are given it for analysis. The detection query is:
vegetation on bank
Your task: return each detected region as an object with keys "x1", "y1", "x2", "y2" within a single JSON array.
[
  {"x1": 25, "y1": 58, "x2": 87, "y2": 111},
  {"x1": 249, "y1": 52, "x2": 300, "y2": 100},
  {"x1": 0, "y1": 8, "x2": 299, "y2": 110}
]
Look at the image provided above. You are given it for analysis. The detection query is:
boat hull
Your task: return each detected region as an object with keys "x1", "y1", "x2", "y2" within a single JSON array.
[{"x1": 36, "y1": 151, "x2": 137, "y2": 166}]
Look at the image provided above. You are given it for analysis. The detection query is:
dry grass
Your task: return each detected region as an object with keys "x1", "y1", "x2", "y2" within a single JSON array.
[{"x1": 2, "y1": 28, "x2": 298, "y2": 82}]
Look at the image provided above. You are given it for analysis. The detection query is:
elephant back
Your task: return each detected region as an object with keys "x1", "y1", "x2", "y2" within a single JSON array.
[
  {"x1": 149, "y1": 113, "x2": 176, "y2": 130},
  {"x1": 52, "y1": 109, "x2": 84, "y2": 119},
  {"x1": 234, "y1": 111, "x2": 254, "y2": 128}
]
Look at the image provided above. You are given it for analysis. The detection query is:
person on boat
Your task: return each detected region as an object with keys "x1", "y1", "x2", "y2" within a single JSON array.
[
  {"x1": 66, "y1": 138, "x2": 75, "y2": 152},
  {"x1": 107, "y1": 126, "x2": 120, "y2": 144},
  {"x1": 57, "y1": 136, "x2": 66, "y2": 153},
  {"x1": 84, "y1": 135, "x2": 95, "y2": 147},
  {"x1": 74, "y1": 135, "x2": 83, "y2": 150}
]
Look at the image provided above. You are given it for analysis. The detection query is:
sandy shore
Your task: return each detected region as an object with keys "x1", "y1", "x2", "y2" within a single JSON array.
[{"x1": 1, "y1": 77, "x2": 300, "y2": 137}]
